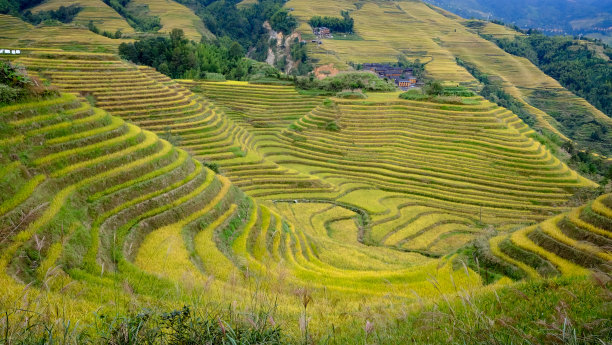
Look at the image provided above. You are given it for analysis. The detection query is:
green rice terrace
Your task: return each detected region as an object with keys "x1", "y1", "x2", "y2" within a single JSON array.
[{"x1": 0, "y1": 2, "x2": 611, "y2": 344}]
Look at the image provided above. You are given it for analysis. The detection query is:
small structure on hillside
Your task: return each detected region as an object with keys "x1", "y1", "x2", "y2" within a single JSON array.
[
  {"x1": 313, "y1": 27, "x2": 332, "y2": 39},
  {"x1": 363, "y1": 63, "x2": 417, "y2": 90},
  {"x1": 0, "y1": 49, "x2": 21, "y2": 55}
]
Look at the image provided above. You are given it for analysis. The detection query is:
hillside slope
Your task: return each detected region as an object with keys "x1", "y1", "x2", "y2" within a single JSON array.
[
  {"x1": 286, "y1": 0, "x2": 612, "y2": 156},
  {"x1": 31, "y1": 0, "x2": 135, "y2": 34},
  {"x1": 11, "y1": 51, "x2": 597, "y2": 260},
  {"x1": 1, "y1": 90, "x2": 609, "y2": 336},
  {"x1": 423, "y1": 0, "x2": 612, "y2": 45},
  {"x1": 29, "y1": 0, "x2": 213, "y2": 41}
]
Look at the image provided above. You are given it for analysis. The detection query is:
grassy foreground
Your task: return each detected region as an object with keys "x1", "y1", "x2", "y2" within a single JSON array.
[{"x1": 2, "y1": 272, "x2": 610, "y2": 344}]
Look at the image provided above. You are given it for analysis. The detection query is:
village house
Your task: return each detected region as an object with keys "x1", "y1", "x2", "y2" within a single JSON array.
[
  {"x1": 313, "y1": 27, "x2": 332, "y2": 39},
  {"x1": 363, "y1": 63, "x2": 417, "y2": 90}
]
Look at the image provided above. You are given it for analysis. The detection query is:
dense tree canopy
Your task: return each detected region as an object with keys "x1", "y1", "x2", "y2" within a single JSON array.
[
  {"x1": 119, "y1": 29, "x2": 280, "y2": 81},
  {"x1": 308, "y1": 11, "x2": 354, "y2": 33},
  {"x1": 0, "y1": 0, "x2": 43, "y2": 15},
  {"x1": 173, "y1": 0, "x2": 297, "y2": 59}
]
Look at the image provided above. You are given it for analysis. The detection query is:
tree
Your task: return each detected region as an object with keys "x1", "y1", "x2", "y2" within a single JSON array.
[{"x1": 269, "y1": 9, "x2": 297, "y2": 34}]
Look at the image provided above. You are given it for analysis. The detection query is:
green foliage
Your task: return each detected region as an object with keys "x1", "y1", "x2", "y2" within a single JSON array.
[
  {"x1": 295, "y1": 72, "x2": 396, "y2": 93},
  {"x1": 423, "y1": 80, "x2": 444, "y2": 96},
  {"x1": 119, "y1": 30, "x2": 281, "y2": 81},
  {"x1": 22, "y1": 4, "x2": 82, "y2": 25},
  {"x1": 487, "y1": 33, "x2": 612, "y2": 116},
  {"x1": 173, "y1": 0, "x2": 294, "y2": 60},
  {"x1": 3, "y1": 305, "x2": 283, "y2": 344},
  {"x1": 0, "y1": 0, "x2": 43, "y2": 15},
  {"x1": 204, "y1": 161, "x2": 219, "y2": 173},
  {"x1": 0, "y1": 84, "x2": 24, "y2": 105},
  {"x1": 87, "y1": 21, "x2": 123, "y2": 39},
  {"x1": 325, "y1": 121, "x2": 340, "y2": 131},
  {"x1": 269, "y1": 8, "x2": 297, "y2": 34},
  {"x1": 0, "y1": 60, "x2": 32, "y2": 105},
  {"x1": 309, "y1": 10, "x2": 354, "y2": 33},
  {"x1": 400, "y1": 84, "x2": 476, "y2": 104}
]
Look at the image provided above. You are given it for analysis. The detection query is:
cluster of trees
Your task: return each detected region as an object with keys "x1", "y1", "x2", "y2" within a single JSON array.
[
  {"x1": 88, "y1": 21, "x2": 123, "y2": 39},
  {"x1": 308, "y1": 11, "x2": 354, "y2": 33},
  {"x1": 172, "y1": 0, "x2": 297, "y2": 61},
  {"x1": 399, "y1": 82, "x2": 475, "y2": 104},
  {"x1": 269, "y1": 8, "x2": 297, "y2": 35},
  {"x1": 102, "y1": 0, "x2": 161, "y2": 32},
  {"x1": 0, "y1": 0, "x2": 43, "y2": 15},
  {"x1": 22, "y1": 4, "x2": 82, "y2": 25},
  {"x1": 295, "y1": 72, "x2": 395, "y2": 93},
  {"x1": 487, "y1": 33, "x2": 612, "y2": 116},
  {"x1": 119, "y1": 29, "x2": 280, "y2": 81}
]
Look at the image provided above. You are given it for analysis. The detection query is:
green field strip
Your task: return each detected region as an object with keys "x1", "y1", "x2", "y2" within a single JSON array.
[
  {"x1": 10, "y1": 102, "x2": 92, "y2": 128},
  {"x1": 383, "y1": 212, "x2": 469, "y2": 246},
  {"x1": 0, "y1": 119, "x2": 175, "y2": 271},
  {"x1": 0, "y1": 93, "x2": 77, "y2": 115},
  {"x1": 271, "y1": 135, "x2": 575, "y2": 190},
  {"x1": 568, "y1": 206, "x2": 612, "y2": 239},
  {"x1": 87, "y1": 157, "x2": 201, "y2": 270},
  {"x1": 540, "y1": 215, "x2": 612, "y2": 261},
  {"x1": 0, "y1": 174, "x2": 46, "y2": 217},
  {"x1": 134, "y1": 175, "x2": 232, "y2": 283},
  {"x1": 265, "y1": 151, "x2": 575, "y2": 205},
  {"x1": 35, "y1": 221, "x2": 80, "y2": 281},
  {"x1": 401, "y1": 222, "x2": 474, "y2": 250},
  {"x1": 46, "y1": 115, "x2": 124, "y2": 145},
  {"x1": 275, "y1": 128, "x2": 558, "y2": 165},
  {"x1": 510, "y1": 225, "x2": 590, "y2": 276},
  {"x1": 88, "y1": 159, "x2": 215, "y2": 274},
  {"x1": 34, "y1": 122, "x2": 142, "y2": 167},
  {"x1": 249, "y1": 205, "x2": 272, "y2": 261},
  {"x1": 591, "y1": 195, "x2": 612, "y2": 219},
  {"x1": 25, "y1": 108, "x2": 111, "y2": 138},
  {"x1": 489, "y1": 235, "x2": 540, "y2": 279},
  {"x1": 90, "y1": 149, "x2": 190, "y2": 201},
  {"x1": 50, "y1": 129, "x2": 157, "y2": 178},
  {"x1": 193, "y1": 204, "x2": 239, "y2": 280}
]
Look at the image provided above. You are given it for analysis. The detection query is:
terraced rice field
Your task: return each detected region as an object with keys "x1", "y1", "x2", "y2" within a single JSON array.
[
  {"x1": 14, "y1": 51, "x2": 598, "y2": 259},
  {"x1": 0, "y1": 14, "x2": 131, "y2": 53},
  {"x1": 1, "y1": 93, "x2": 494, "y2": 331},
  {"x1": 2, "y1": 53, "x2": 610, "y2": 341},
  {"x1": 31, "y1": 0, "x2": 135, "y2": 34},
  {"x1": 16, "y1": 53, "x2": 337, "y2": 201},
  {"x1": 131, "y1": 0, "x2": 214, "y2": 40},
  {"x1": 490, "y1": 193, "x2": 612, "y2": 278},
  {"x1": 286, "y1": 0, "x2": 612, "y2": 156}
]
